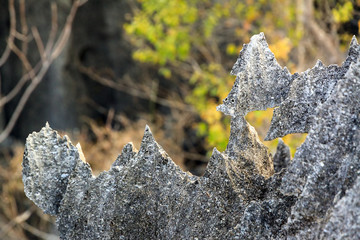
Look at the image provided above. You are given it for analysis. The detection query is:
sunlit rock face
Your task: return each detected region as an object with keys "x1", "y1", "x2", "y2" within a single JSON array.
[
  {"x1": 266, "y1": 36, "x2": 360, "y2": 140},
  {"x1": 23, "y1": 33, "x2": 360, "y2": 239},
  {"x1": 217, "y1": 33, "x2": 292, "y2": 117}
]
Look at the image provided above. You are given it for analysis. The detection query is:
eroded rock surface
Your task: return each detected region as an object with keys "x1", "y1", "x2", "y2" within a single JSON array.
[
  {"x1": 273, "y1": 139, "x2": 291, "y2": 173},
  {"x1": 217, "y1": 33, "x2": 292, "y2": 116},
  {"x1": 266, "y1": 36, "x2": 360, "y2": 140},
  {"x1": 23, "y1": 33, "x2": 360, "y2": 239}
]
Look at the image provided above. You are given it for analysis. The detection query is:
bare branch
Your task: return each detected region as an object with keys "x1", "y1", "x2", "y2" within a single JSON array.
[
  {"x1": 44, "y1": 2, "x2": 58, "y2": 58},
  {"x1": 19, "y1": 0, "x2": 28, "y2": 36},
  {"x1": 0, "y1": 61, "x2": 49, "y2": 143},
  {"x1": 0, "y1": 0, "x2": 85, "y2": 143},
  {"x1": 51, "y1": 0, "x2": 81, "y2": 60},
  {"x1": 32, "y1": 27, "x2": 45, "y2": 61},
  {"x1": 13, "y1": 31, "x2": 28, "y2": 41},
  {"x1": 19, "y1": 0, "x2": 29, "y2": 58},
  {"x1": 21, "y1": 222, "x2": 60, "y2": 240},
  {"x1": 0, "y1": 208, "x2": 34, "y2": 240},
  {"x1": 0, "y1": 0, "x2": 16, "y2": 67},
  {"x1": 77, "y1": 63, "x2": 194, "y2": 112},
  {"x1": 8, "y1": 41, "x2": 33, "y2": 74},
  {"x1": 0, "y1": 61, "x2": 41, "y2": 108},
  {"x1": 300, "y1": 0, "x2": 341, "y2": 64}
]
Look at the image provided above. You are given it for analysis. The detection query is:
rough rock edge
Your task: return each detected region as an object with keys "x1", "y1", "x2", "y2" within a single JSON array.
[
  {"x1": 217, "y1": 33, "x2": 292, "y2": 117},
  {"x1": 265, "y1": 36, "x2": 360, "y2": 140},
  {"x1": 22, "y1": 33, "x2": 360, "y2": 239},
  {"x1": 280, "y1": 59, "x2": 360, "y2": 238},
  {"x1": 22, "y1": 122, "x2": 93, "y2": 215},
  {"x1": 273, "y1": 139, "x2": 291, "y2": 173}
]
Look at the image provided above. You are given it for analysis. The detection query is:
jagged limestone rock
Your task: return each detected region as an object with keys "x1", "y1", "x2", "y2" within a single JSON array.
[
  {"x1": 23, "y1": 124, "x2": 276, "y2": 239},
  {"x1": 22, "y1": 33, "x2": 360, "y2": 239},
  {"x1": 273, "y1": 139, "x2": 291, "y2": 173},
  {"x1": 266, "y1": 36, "x2": 360, "y2": 140},
  {"x1": 279, "y1": 59, "x2": 360, "y2": 237},
  {"x1": 321, "y1": 176, "x2": 360, "y2": 239},
  {"x1": 226, "y1": 115, "x2": 273, "y2": 178},
  {"x1": 217, "y1": 33, "x2": 292, "y2": 117},
  {"x1": 22, "y1": 122, "x2": 92, "y2": 215}
]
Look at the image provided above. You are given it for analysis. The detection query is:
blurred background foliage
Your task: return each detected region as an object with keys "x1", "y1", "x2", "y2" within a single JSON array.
[
  {"x1": 1, "y1": 0, "x2": 360, "y2": 239},
  {"x1": 123, "y1": 0, "x2": 358, "y2": 156}
]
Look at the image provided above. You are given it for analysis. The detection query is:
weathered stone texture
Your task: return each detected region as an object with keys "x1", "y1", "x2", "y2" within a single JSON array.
[
  {"x1": 217, "y1": 33, "x2": 292, "y2": 116},
  {"x1": 266, "y1": 36, "x2": 360, "y2": 140},
  {"x1": 273, "y1": 139, "x2": 291, "y2": 173},
  {"x1": 280, "y1": 58, "x2": 360, "y2": 238},
  {"x1": 22, "y1": 122, "x2": 89, "y2": 215},
  {"x1": 23, "y1": 33, "x2": 360, "y2": 239}
]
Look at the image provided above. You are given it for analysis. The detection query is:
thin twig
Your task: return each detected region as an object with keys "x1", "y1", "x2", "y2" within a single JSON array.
[
  {"x1": 19, "y1": 0, "x2": 29, "y2": 59},
  {"x1": 51, "y1": 0, "x2": 81, "y2": 60},
  {"x1": 0, "y1": 208, "x2": 34, "y2": 240},
  {"x1": 0, "y1": 0, "x2": 85, "y2": 143},
  {"x1": 77, "y1": 63, "x2": 194, "y2": 112},
  {"x1": 8, "y1": 41, "x2": 33, "y2": 74},
  {"x1": 44, "y1": 3, "x2": 58, "y2": 58},
  {"x1": 21, "y1": 222, "x2": 60, "y2": 240},
  {"x1": 0, "y1": 0, "x2": 16, "y2": 67},
  {"x1": 0, "y1": 61, "x2": 41, "y2": 107},
  {"x1": 13, "y1": 31, "x2": 28, "y2": 41},
  {"x1": 19, "y1": 0, "x2": 28, "y2": 36},
  {"x1": 0, "y1": 61, "x2": 49, "y2": 143},
  {"x1": 32, "y1": 27, "x2": 45, "y2": 61}
]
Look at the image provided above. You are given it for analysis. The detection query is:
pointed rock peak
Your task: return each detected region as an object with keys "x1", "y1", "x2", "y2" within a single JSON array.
[
  {"x1": 266, "y1": 45, "x2": 355, "y2": 140},
  {"x1": 112, "y1": 142, "x2": 137, "y2": 168},
  {"x1": 139, "y1": 125, "x2": 161, "y2": 155},
  {"x1": 350, "y1": 35, "x2": 358, "y2": 47},
  {"x1": 140, "y1": 125, "x2": 155, "y2": 144},
  {"x1": 23, "y1": 124, "x2": 83, "y2": 215},
  {"x1": 38, "y1": 122, "x2": 55, "y2": 137},
  {"x1": 216, "y1": 75, "x2": 241, "y2": 116},
  {"x1": 208, "y1": 147, "x2": 225, "y2": 166},
  {"x1": 343, "y1": 36, "x2": 360, "y2": 68},
  {"x1": 230, "y1": 32, "x2": 280, "y2": 76},
  {"x1": 314, "y1": 59, "x2": 324, "y2": 68},
  {"x1": 219, "y1": 33, "x2": 292, "y2": 116},
  {"x1": 346, "y1": 57, "x2": 360, "y2": 75},
  {"x1": 224, "y1": 116, "x2": 274, "y2": 178},
  {"x1": 225, "y1": 115, "x2": 256, "y2": 154},
  {"x1": 123, "y1": 142, "x2": 137, "y2": 154},
  {"x1": 203, "y1": 147, "x2": 227, "y2": 178},
  {"x1": 127, "y1": 126, "x2": 180, "y2": 177},
  {"x1": 212, "y1": 147, "x2": 222, "y2": 156},
  {"x1": 230, "y1": 33, "x2": 270, "y2": 76},
  {"x1": 273, "y1": 139, "x2": 291, "y2": 173},
  {"x1": 29, "y1": 122, "x2": 59, "y2": 145},
  {"x1": 277, "y1": 138, "x2": 285, "y2": 146}
]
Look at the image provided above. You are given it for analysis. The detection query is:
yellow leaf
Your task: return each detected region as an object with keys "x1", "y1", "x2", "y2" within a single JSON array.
[{"x1": 269, "y1": 38, "x2": 292, "y2": 62}]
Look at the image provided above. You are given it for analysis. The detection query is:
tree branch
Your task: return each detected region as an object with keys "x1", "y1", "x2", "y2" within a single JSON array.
[{"x1": 0, "y1": 0, "x2": 85, "y2": 143}]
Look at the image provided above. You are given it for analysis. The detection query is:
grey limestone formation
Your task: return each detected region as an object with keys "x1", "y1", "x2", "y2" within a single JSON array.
[
  {"x1": 23, "y1": 33, "x2": 360, "y2": 239},
  {"x1": 273, "y1": 139, "x2": 291, "y2": 173},
  {"x1": 266, "y1": 36, "x2": 360, "y2": 140},
  {"x1": 217, "y1": 33, "x2": 292, "y2": 117}
]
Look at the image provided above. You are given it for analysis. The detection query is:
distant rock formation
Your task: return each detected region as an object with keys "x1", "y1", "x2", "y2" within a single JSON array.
[{"x1": 23, "y1": 33, "x2": 360, "y2": 239}]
